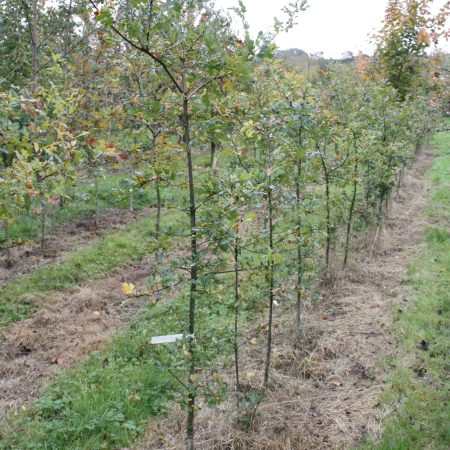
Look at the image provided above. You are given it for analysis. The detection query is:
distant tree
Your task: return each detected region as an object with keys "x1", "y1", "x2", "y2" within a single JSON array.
[
  {"x1": 341, "y1": 51, "x2": 354, "y2": 62},
  {"x1": 0, "y1": 0, "x2": 87, "y2": 87},
  {"x1": 374, "y1": 0, "x2": 449, "y2": 100}
]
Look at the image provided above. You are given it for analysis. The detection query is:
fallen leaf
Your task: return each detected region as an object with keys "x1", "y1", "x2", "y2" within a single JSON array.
[{"x1": 122, "y1": 282, "x2": 135, "y2": 295}]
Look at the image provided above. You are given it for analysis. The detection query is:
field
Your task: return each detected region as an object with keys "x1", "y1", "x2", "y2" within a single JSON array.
[
  {"x1": 0, "y1": 1, "x2": 449, "y2": 449},
  {"x1": 0, "y1": 127, "x2": 448, "y2": 449}
]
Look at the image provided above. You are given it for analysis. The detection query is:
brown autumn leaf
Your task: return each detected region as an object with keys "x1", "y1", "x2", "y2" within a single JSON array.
[{"x1": 85, "y1": 137, "x2": 98, "y2": 146}]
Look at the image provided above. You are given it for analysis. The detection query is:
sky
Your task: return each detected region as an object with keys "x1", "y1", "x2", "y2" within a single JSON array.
[{"x1": 215, "y1": 0, "x2": 450, "y2": 58}]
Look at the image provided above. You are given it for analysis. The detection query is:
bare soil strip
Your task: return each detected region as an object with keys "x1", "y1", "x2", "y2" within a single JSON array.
[
  {"x1": 0, "y1": 207, "x2": 149, "y2": 286},
  {"x1": 138, "y1": 148, "x2": 436, "y2": 449},
  {"x1": 0, "y1": 253, "x2": 155, "y2": 419}
]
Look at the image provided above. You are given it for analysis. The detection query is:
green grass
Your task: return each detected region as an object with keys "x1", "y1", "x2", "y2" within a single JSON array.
[
  {"x1": 358, "y1": 127, "x2": 450, "y2": 450},
  {"x1": 427, "y1": 130, "x2": 450, "y2": 223},
  {"x1": 0, "y1": 210, "x2": 185, "y2": 325},
  {"x1": 0, "y1": 331, "x2": 175, "y2": 449},
  {"x1": 0, "y1": 258, "x2": 267, "y2": 449}
]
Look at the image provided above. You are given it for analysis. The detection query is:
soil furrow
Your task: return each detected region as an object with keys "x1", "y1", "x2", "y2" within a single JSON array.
[{"x1": 0, "y1": 207, "x2": 150, "y2": 286}]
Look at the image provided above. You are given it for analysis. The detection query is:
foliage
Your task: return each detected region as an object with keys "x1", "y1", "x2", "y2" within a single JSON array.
[{"x1": 373, "y1": 0, "x2": 449, "y2": 100}]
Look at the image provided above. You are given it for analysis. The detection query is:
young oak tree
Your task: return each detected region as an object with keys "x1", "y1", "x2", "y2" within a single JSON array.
[{"x1": 92, "y1": 1, "x2": 259, "y2": 447}]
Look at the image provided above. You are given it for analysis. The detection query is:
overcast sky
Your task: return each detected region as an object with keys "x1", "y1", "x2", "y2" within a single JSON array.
[{"x1": 215, "y1": 0, "x2": 450, "y2": 58}]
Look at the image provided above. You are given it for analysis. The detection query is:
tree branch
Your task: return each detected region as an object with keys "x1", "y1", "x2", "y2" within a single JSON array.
[
  {"x1": 89, "y1": 1, "x2": 183, "y2": 94},
  {"x1": 186, "y1": 73, "x2": 231, "y2": 100}
]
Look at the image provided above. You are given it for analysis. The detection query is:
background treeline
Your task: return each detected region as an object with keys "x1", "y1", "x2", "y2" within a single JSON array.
[{"x1": 0, "y1": 0, "x2": 449, "y2": 448}]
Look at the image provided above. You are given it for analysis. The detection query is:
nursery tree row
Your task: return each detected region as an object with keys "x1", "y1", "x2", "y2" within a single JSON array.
[{"x1": 0, "y1": 0, "x2": 449, "y2": 448}]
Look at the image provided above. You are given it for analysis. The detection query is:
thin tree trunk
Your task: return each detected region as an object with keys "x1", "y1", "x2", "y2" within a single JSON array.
[
  {"x1": 210, "y1": 141, "x2": 216, "y2": 173},
  {"x1": 370, "y1": 221, "x2": 382, "y2": 258},
  {"x1": 324, "y1": 171, "x2": 331, "y2": 279},
  {"x1": 4, "y1": 219, "x2": 13, "y2": 267},
  {"x1": 370, "y1": 198, "x2": 384, "y2": 258},
  {"x1": 155, "y1": 179, "x2": 162, "y2": 263},
  {"x1": 318, "y1": 147, "x2": 332, "y2": 281},
  {"x1": 296, "y1": 243, "x2": 303, "y2": 335},
  {"x1": 183, "y1": 91, "x2": 198, "y2": 450},
  {"x1": 295, "y1": 158, "x2": 303, "y2": 335},
  {"x1": 30, "y1": 0, "x2": 40, "y2": 254},
  {"x1": 396, "y1": 168, "x2": 401, "y2": 197},
  {"x1": 264, "y1": 187, "x2": 275, "y2": 388},
  {"x1": 94, "y1": 171, "x2": 99, "y2": 228},
  {"x1": 40, "y1": 197, "x2": 46, "y2": 253},
  {"x1": 233, "y1": 221, "x2": 241, "y2": 397},
  {"x1": 129, "y1": 188, "x2": 134, "y2": 212},
  {"x1": 31, "y1": 0, "x2": 39, "y2": 83},
  {"x1": 364, "y1": 165, "x2": 370, "y2": 204},
  {"x1": 344, "y1": 158, "x2": 358, "y2": 267},
  {"x1": 415, "y1": 139, "x2": 421, "y2": 156}
]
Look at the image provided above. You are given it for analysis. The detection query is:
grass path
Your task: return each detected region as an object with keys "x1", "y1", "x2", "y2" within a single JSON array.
[{"x1": 357, "y1": 130, "x2": 449, "y2": 449}]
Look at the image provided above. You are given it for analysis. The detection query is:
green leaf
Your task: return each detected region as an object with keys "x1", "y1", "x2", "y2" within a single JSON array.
[{"x1": 95, "y1": 9, "x2": 114, "y2": 27}]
